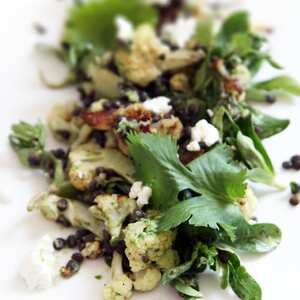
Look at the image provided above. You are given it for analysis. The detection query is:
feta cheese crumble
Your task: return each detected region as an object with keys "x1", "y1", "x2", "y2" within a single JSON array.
[
  {"x1": 115, "y1": 15, "x2": 134, "y2": 42},
  {"x1": 19, "y1": 235, "x2": 62, "y2": 290},
  {"x1": 129, "y1": 181, "x2": 152, "y2": 208},
  {"x1": 143, "y1": 96, "x2": 172, "y2": 115},
  {"x1": 162, "y1": 16, "x2": 197, "y2": 48},
  {"x1": 186, "y1": 119, "x2": 220, "y2": 152}
]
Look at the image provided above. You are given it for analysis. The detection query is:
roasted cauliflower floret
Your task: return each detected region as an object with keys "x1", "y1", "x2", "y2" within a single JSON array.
[
  {"x1": 48, "y1": 102, "x2": 83, "y2": 144},
  {"x1": 155, "y1": 248, "x2": 180, "y2": 270},
  {"x1": 27, "y1": 192, "x2": 103, "y2": 237},
  {"x1": 68, "y1": 143, "x2": 135, "y2": 191},
  {"x1": 115, "y1": 25, "x2": 204, "y2": 87},
  {"x1": 123, "y1": 218, "x2": 177, "y2": 272},
  {"x1": 115, "y1": 25, "x2": 169, "y2": 87},
  {"x1": 132, "y1": 266, "x2": 161, "y2": 292},
  {"x1": 103, "y1": 252, "x2": 133, "y2": 300},
  {"x1": 90, "y1": 194, "x2": 137, "y2": 240}
]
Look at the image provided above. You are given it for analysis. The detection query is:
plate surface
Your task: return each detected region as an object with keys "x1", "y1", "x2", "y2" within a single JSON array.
[{"x1": 0, "y1": 1, "x2": 299, "y2": 299}]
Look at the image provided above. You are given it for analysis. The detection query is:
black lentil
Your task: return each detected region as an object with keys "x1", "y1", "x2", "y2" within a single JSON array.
[
  {"x1": 72, "y1": 252, "x2": 84, "y2": 264},
  {"x1": 57, "y1": 130, "x2": 71, "y2": 141},
  {"x1": 51, "y1": 148, "x2": 67, "y2": 160},
  {"x1": 289, "y1": 195, "x2": 300, "y2": 206},
  {"x1": 53, "y1": 238, "x2": 66, "y2": 251},
  {"x1": 57, "y1": 198, "x2": 68, "y2": 212},
  {"x1": 91, "y1": 130, "x2": 106, "y2": 147},
  {"x1": 282, "y1": 161, "x2": 293, "y2": 170},
  {"x1": 67, "y1": 235, "x2": 77, "y2": 248},
  {"x1": 82, "y1": 233, "x2": 96, "y2": 243},
  {"x1": 265, "y1": 95, "x2": 276, "y2": 104},
  {"x1": 56, "y1": 215, "x2": 71, "y2": 227},
  {"x1": 75, "y1": 229, "x2": 91, "y2": 240},
  {"x1": 291, "y1": 155, "x2": 300, "y2": 170},
  {"x1": 28, "y1": 154, "x2": 41, "y2": 167}
]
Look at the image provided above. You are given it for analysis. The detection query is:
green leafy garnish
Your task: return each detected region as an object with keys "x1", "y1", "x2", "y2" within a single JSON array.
[
  {"x1": 63, "y1": 0, "x2": 157, "y2": 54},
  {"x1": 127, "y1": 133, "x2": 246, "y2": 211}
]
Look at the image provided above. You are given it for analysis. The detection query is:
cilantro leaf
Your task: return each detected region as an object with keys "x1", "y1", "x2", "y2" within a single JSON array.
[
  {"x1": 63, "y1": 0, "x2": 157, "y2": 54},
  {"x1": 171, "y1": 278, "x2": 203, "y2": 299},
  {"x1": 127, "y1": 133, "x2": 246, "y2": 211},
  {"x1": 158, "y1": 196, "x2": 243, "y2": 233}
]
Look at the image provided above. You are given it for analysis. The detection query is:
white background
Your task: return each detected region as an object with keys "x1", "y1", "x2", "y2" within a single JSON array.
[{"x1": 0, "y1": 0, "x2": 299, "y2": 299}]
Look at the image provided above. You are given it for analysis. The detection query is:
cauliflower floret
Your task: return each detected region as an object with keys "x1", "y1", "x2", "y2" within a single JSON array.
[
  {"x1": 90, "y1": 194, "x2": 137, "y2": 240},
  {"x1": 68, "y1": 143, "x2": 135, "y2": 191},
  {"x1": 103, "y1": 252, "x2": 133, "y2": 300},
  {"x1": 132, "y1": 266, "x2": 161, "y2": 292},
  {"x1": 48, "y1": 102, "x2": 84, "y2": 144},
  {"x1": 115, "y1": 25, "x2": 169, "y2": 87},
  {"x1": 123, "y1": 218, "x2": 176, "y2": 272},
  {"x1": 155, "y1": 249, "x2": 179, "y2": 270},
  {"x1": 115, "y1": 25, "x2": 205, "y2": 87}
]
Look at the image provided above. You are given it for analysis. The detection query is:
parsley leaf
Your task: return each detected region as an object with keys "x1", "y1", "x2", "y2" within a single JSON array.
[{"x1": 127, "y1": 133, "x2": 246, "y2": 211}]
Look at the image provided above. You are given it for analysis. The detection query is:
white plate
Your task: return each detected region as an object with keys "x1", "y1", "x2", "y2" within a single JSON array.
[{"x1": 0, "y1": 0, "x2": 299, "y2": 299}]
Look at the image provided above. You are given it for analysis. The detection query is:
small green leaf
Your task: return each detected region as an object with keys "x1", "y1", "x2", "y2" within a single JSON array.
[
  {"x1": 220, "y1": 223, "x2": 282, "y2": 253},
  {"x1": 171, "y1": 278, "x2": 203, "y2": 299},
  {"x1": 238, "y1": 116, "x2": 274, "y2": 174},
  {"x1": 250, "y1": 108, "x2": 289, "y2": 139},
  {"x1": 217, "y1": 11, "x2": 250, "y2": 45},
  {"x1": 159, "y1": 196, "x2": 243, "y2": 232},
  {"x1": 228, "y1": 253, "x2": 262, "y2": 300},
  {"x1": 63, "y1": 0, "x2": 158, "y2": 54},
  {"x1": 193, "y1": 17, "x2": 214, "y2": 48},
  {"x1": 253, "y1": 75, "x2": 300, "y2": 95}
]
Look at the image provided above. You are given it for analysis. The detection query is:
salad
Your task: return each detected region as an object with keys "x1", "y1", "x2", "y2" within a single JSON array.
[{"x1": 9, "y1": 0, "x2": 300, "y2": 299}]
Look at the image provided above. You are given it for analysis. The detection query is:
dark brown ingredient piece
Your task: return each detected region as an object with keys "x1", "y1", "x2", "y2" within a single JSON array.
[{"x1": 81, "y1": 110, "x2": 117, "y2": 130}]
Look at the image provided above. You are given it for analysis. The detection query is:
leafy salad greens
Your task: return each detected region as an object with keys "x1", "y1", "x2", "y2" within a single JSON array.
[{"x1": 9, "y1": 0, "x2": 300, "y2": 299}]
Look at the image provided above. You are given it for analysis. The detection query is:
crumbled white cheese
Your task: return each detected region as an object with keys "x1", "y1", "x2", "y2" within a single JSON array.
[
  {"x1": 162, "y1": 16, "x2": 197, "y2": 48},
  {"x1": 143, "y1": 96, "x2": 172, "y2": 115},
  {"x1": 19, "y1": 235, "x2": 62, "y2": 290},
  {"x1": 186, "y1": 119, "x2": 220, "y2": 152},
  {"x1": 144, "y1": 0, "x2": 170, "y2": 6},
  {"x1": 129, "y1": 181, "x2": 152, "y2": 208},
  {"x1": 115, "y1": 15, "x2": 134, "y2": 42},
  {"x1": 186, "y1": 140, "x2": 201, "y2": 152}
]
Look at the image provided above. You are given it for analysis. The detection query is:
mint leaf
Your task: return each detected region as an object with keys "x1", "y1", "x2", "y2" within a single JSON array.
[
  {"x1": 127, "y1": 133, "x2": 246, "y2": 210},
  {"x1": 253, "y1": 75, "x2": 300, "y2": 96},
  {"x1": 63, "y1": 0, "x2": 157, "y2": 54}
]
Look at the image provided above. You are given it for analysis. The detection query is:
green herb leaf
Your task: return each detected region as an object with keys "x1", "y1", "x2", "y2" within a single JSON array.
[
  {"x1": 9, "y1": 121, "x2": 45, "y2": 166},
  {"x1": 193, "y1": 17, "x2": 214, "y2": 48},
  {"x1": 171, "y1": 278, "x2": 203, "y2": 299},
  {"x1": 127, "y1": 133, "x2": 246, "y2": 211},
  {"x1": 217, "y1": 11, "x2": 250, "y2": 45},
  {"x1": 250, "y1": 108, "x2": 289, "y2": 139},
  {"x1": 253, "y1": 75, "x2": 300, "y2": 95},
  {"x1": 63, "y1": 0, "x2": 157, "y2": 54},
  {"x1": 238, "y1": 116, "x2": 274, "y2": 174},
  {"x1": 220, "y1": 223, "x2": 281, "y2": 253},
  {"x1": 159, "y1": 196, "x2": 243, "y2": 232},
  {"x1": 228, "y1": 253, "x2": 262, "y2": 300}
]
